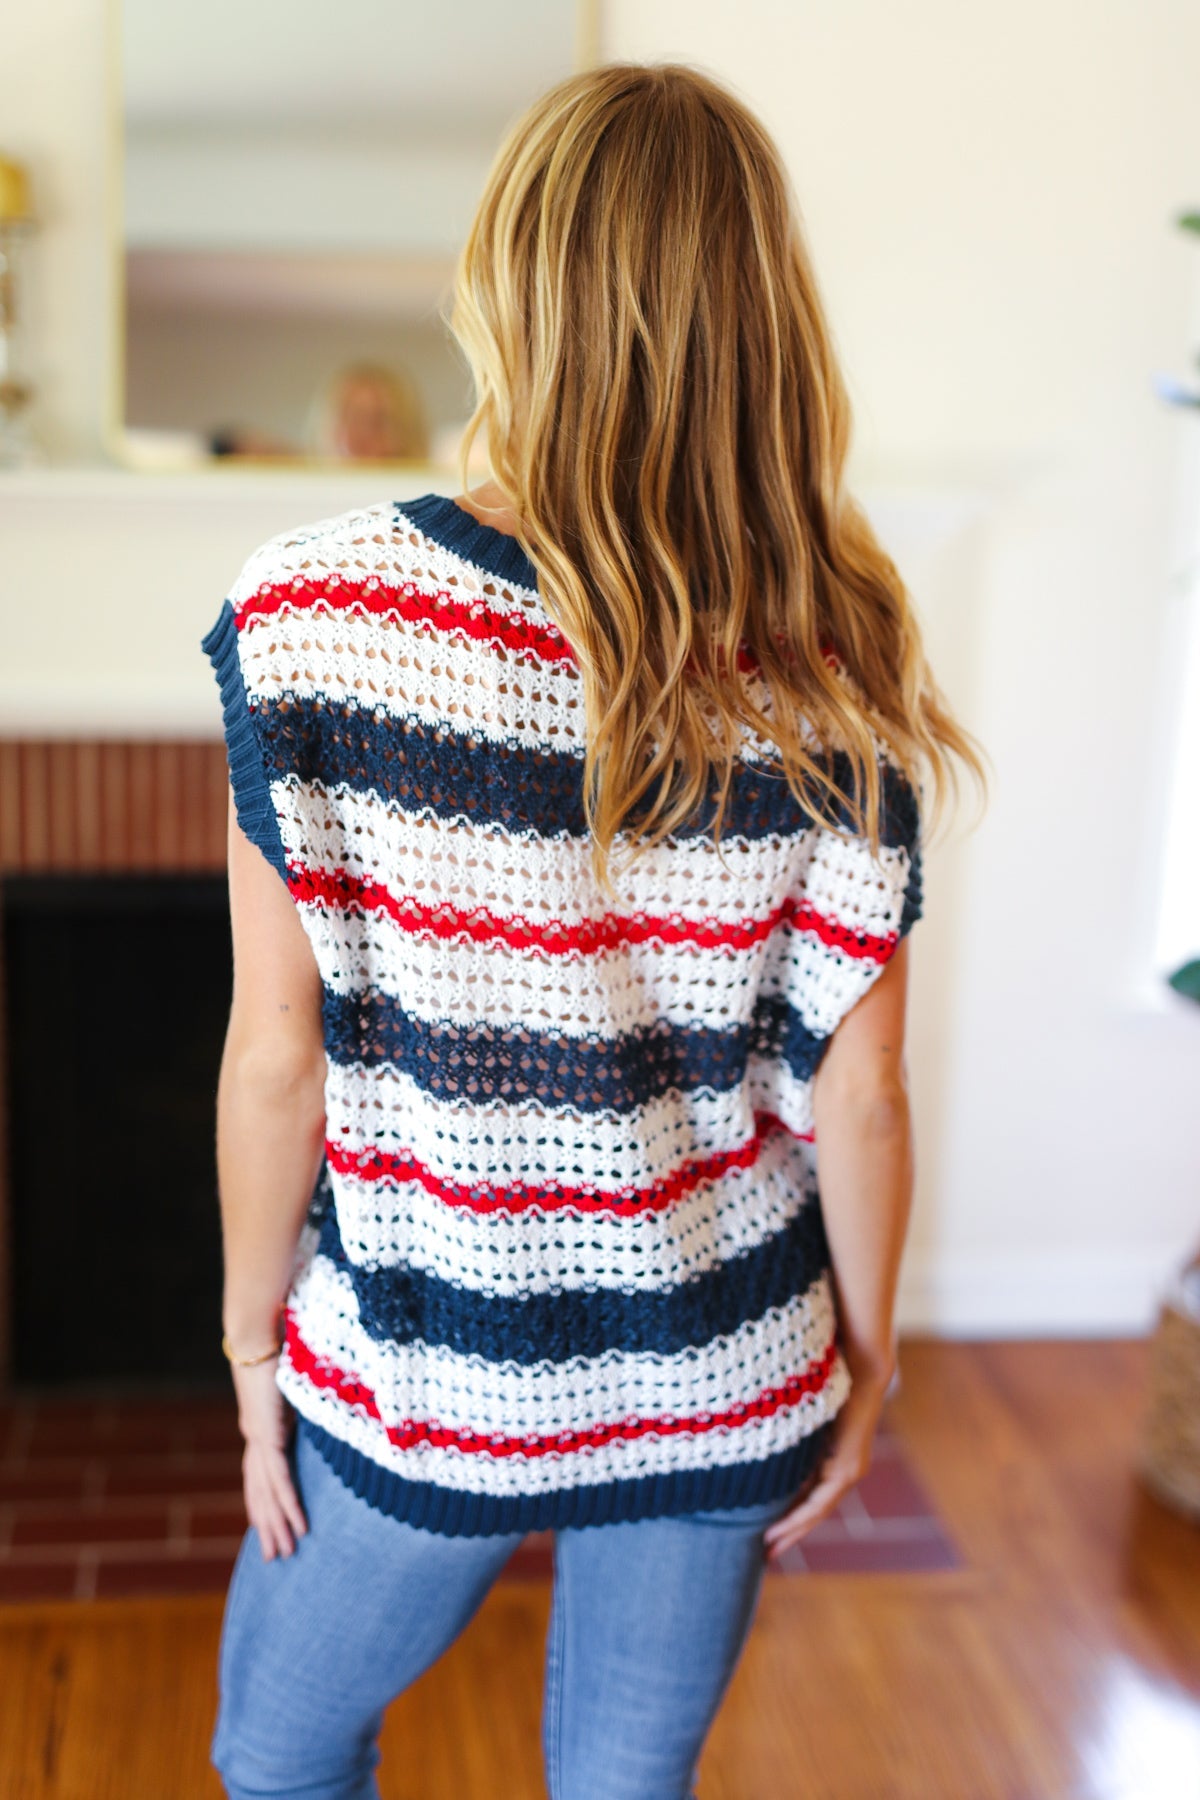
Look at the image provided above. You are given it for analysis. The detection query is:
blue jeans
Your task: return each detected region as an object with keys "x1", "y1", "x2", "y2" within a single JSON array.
[{"x1": 211, "y1": 1423, "x2": 808, "y2": 1800}]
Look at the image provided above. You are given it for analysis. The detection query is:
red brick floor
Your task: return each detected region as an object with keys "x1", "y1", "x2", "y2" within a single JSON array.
[{"x1": 0, "y1": 1391, "x2": 961, "y2": 1601}]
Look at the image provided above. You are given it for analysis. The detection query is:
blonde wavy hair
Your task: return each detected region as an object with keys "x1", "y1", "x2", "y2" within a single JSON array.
[{"x1": 448, "y1": 60, "x2": 988, "y2": 893}]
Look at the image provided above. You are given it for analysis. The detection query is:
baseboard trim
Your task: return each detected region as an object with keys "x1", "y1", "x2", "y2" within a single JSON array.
[{"x1": 895, "y1": 1245, "x2": 1182, "y2": 1337}]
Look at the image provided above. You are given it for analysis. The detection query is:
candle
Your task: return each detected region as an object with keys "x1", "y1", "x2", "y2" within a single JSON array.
[{"x1": 0, "y1": 157, "x2": 32, "y2": 224}]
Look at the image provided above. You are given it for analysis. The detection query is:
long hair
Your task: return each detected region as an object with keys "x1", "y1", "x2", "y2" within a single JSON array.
[{"x1": 447, "y1": 60, "x2": 988, "y2": 894}]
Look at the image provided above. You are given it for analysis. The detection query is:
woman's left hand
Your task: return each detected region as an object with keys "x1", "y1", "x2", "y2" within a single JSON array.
[{"x1": 762, "y1": 1363, "x2": 892, "y2": 1563}]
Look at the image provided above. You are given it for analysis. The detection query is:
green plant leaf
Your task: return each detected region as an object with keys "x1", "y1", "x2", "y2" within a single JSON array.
[
  {"x1": 1178, "y1": 210, "x2": 1200, "y2": 235},
  {"x1": 1168, "y1": 958, "x2": 1200, "y2": 1002}
]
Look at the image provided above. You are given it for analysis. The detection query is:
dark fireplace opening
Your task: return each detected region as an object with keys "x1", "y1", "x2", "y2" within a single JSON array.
[{"x1": 3, "y1": 873, "x2": 232, "y2": 1388}]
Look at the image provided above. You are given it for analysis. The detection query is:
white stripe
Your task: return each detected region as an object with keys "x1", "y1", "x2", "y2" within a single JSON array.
[
  {"x1": 287, "y1": 1245, "x2": 838, "y2": 1433},
  {"x1": 272, "y1": 776, "x2": 810, "y2": 924},
  {"x1": 305, "y1": 915, "x2": 770, "y2": 1034},
  {"x1": 267, "y1": 779, "x2": 909, "y2": 1039},
  {"x1": 321, "y1": 1062, "x2": 802, "y2": 1191},
  {"x1": 745, "y1": 1054, "x2": 817, "y2": 1139},
  {"x1": 240, "y1": 606, "x2": 588, "y2": 758},
  {"x1": 228, "y1": 500, "x2": 538, "y2": 613},
  {"x1": 276, "y1": 1247, "x2": 847, "y2": 1496},
  {"x1": 327, "y1": 1131, "x2": 817, "y2": 1292},
  {"x1": 297, "y1": 894, "x2": 898, "y2": 1040},
  {"x1": 238, "y1": 601, "x2": 794, "y2": 768}
]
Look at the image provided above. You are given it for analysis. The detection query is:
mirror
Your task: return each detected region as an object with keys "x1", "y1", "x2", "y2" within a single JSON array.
[{"x1": 116, "y1": 0, "x2": 595, "y2": 472}]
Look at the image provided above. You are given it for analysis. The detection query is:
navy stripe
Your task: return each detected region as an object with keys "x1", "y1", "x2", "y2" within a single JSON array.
[
  {"x1": 312, "y1": 1196, "x2": 829, "y2": 1363},
  {"x1": 252, "y1": 692, "x2": 922, "y2": 851},
  {"x1": 321, "y1": 989, "x2": 826, "y2": 1107},
  {"x1": 758, "y1": 994, "x2": 834, "y2": 1085},
  {"x1": 201, "y1": 600, "x2": 288, "y2": 882},
  {"x1": 296, "y1": 1410, "x2": 835, "y2": 1537},
  {"x1": 258, "y1": 692, "x2": 588, "y2": 836}
]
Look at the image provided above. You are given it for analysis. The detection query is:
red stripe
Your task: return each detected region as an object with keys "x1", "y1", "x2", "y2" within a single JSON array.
[
  {"x1": 283, "y1": 1311, "x2": 838, "y2": 1458},
  {"x1": 235, "y1": 575, "x2": 843, "y2": 680},
  {"x1": 287, "y1": 863, "x2": 896, "y2": 963},
  {"x1": 236, "y1": 576, "x2": 577, "y2": 665},
  {"x1": 325, "y1": 1108, "x2": 810, "y2": 1218}
]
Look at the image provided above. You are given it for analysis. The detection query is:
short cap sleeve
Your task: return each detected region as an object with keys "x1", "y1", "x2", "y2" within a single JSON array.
[{"x1": 762, "y1": 752, "x2": 924, "y2": 1052}]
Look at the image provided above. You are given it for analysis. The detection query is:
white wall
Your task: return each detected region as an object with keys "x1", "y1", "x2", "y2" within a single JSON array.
[
  {"x1": 602, "y1": 0, "x2": 1200, "y2": 1330},
  {"x1": 606, "y1": 1, "x2": 1199, "y2": 469},
  {"x1": 2, "y1": 0, "x2": 1199, "y2": 1331}
]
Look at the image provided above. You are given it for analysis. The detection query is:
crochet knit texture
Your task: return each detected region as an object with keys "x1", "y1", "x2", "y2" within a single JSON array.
[{"x1": 202, "y1": 492, "x2": 924, "y2": 1536}]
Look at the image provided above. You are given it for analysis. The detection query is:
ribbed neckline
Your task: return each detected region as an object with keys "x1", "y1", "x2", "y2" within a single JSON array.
[{"x1": 399, "y1": 491, "x2": 540, "y2": 592}]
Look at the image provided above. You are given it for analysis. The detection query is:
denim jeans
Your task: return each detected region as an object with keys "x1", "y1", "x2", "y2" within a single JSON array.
[{"x1": 211, "y1": 1423, "x2": 810, "y2": 1800}]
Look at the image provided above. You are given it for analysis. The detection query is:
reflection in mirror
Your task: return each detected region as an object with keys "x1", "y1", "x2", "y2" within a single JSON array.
[{"x1": 118, "y1": 0, "x2": 587, "y2": 471}]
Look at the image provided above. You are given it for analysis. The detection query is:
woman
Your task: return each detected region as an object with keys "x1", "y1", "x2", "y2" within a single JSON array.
[
  {"x1": 307, "y1": 361, "x2": 431, "y2": 464},
  {"x1": 203, "y1": 59, "x2": 985, "y2": 1800}
]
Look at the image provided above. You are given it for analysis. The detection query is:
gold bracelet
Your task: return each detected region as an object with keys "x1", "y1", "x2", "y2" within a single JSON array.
[{"x1": 222, "y1": 1331, "x2": 284, "y2": 1367}]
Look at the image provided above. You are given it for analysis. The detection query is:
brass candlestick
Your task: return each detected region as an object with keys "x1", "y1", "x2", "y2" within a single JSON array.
[{"x1": 0, "y1": 156, "x2": 35, "y2": 468}]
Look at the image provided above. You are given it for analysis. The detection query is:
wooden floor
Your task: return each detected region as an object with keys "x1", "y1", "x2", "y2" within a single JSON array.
[{"x1": 1, "y1": 1340, "x2": 1198, "y2": 1800}]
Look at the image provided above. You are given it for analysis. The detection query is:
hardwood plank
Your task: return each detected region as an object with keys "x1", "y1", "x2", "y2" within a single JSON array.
[
  {"x1": 0, "y1": 1594, "x2": 226, "y2": 1800},
  {"x1": 381, "y1": 1587, "x2": 550, "y2": 1798}
]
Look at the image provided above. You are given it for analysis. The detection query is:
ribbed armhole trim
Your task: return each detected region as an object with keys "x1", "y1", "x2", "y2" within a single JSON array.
[
  {"x1": 202, "y1": 599, "x2": 288, "y2": 882},
  {"x1": 898, "y1": 836, "x2": 924, "y2": 939}
]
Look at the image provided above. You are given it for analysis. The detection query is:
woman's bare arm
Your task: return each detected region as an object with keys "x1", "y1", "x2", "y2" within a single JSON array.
[
  {"x1": 217, "y1": 790, "x2": 326, "y2": 1557},
  {"x1": 808, "y1": 935, "x2": 914, "y2": 1383},
  {"x1": 764, "y1": 938, "x2": 915, "y2": 1558}
]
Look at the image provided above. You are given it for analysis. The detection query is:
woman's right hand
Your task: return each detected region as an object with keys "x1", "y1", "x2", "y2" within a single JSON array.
[{"x1": 231, "y1": 1359, "x2": 309, "y2": 1561}]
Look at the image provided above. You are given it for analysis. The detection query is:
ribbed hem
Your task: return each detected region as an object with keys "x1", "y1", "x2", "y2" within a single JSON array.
[
  {"x1": 201, "y1": 599, "x2": 288, "y2": 882},
  {"x1": 398, "y1": 492, "x2": 540, "y2": 593},
  {"x1": 295, "y1": 1412, "x2": 835, "y2": 1538}
]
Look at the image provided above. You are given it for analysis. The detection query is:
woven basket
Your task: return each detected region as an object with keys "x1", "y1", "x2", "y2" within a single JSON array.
[{"x1": 1139, "y1": 1262, "x2": 1200, "y2": 1521}]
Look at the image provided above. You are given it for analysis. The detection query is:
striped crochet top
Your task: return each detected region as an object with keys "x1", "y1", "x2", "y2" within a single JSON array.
[{"x1": 202, "y1": 491, "x2": 924, "y2": 1537}]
